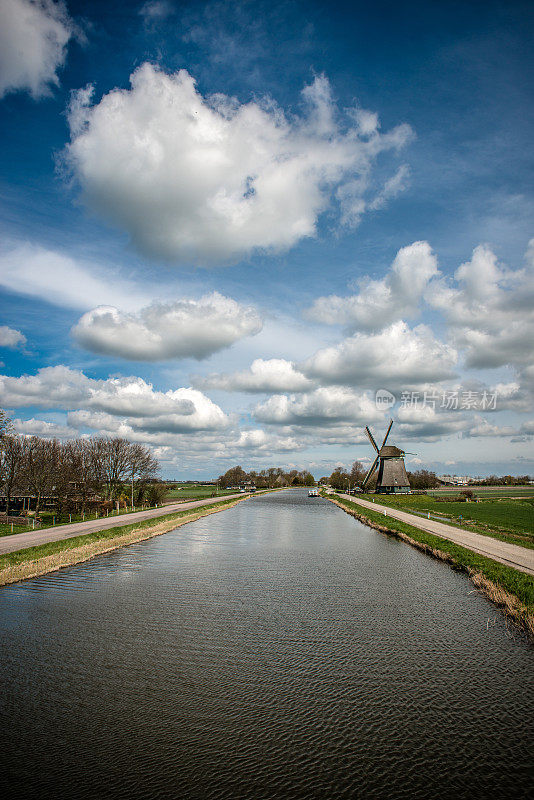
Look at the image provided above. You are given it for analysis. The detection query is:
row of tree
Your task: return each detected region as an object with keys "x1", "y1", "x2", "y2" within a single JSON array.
[
  {"x1": 322, "y1": 463, "x2": 440, "y2": 490},
  {"x1": 477, "y1": 474, "x2": 532, "y2": 486},
  {"x1": 217, "y1": 465, "x2": 316, "y2": 488},
  {"x1": 0, "y1": 412, "x2": 160, "y2": 516},
  {"x1": 323, "y1": 462, "x2": 368, "y2": 490}
]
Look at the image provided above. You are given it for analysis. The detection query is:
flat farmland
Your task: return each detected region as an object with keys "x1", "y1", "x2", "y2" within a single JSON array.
[
  {"x1": 356, "y1": 493, "x2": 534, "y2": 549},
  {"x1": 427, "y1": 486, "x2": 534, "y2": 498}
]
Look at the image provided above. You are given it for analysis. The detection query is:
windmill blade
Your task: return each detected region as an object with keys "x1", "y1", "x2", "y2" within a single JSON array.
[
  {"x1": 365, "y1": 426, "x2": 379, "y2": 452},
  {"x1": 381, "y1": 419, "x2": 394, "y2": 447},
  {"x1": 362, "y1": 455, "x2": 379, "y2": 489}
]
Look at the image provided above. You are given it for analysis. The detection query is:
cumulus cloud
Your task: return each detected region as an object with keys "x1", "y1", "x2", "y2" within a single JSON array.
[
  {"x1": 234, "y1": 429, "x2": 303, "y2": 452},
  {"x1": 0, "y1": 0, "x2": 77, "y2": 98},
  {"x1": 428, "y1": 241, "x2": 534, "y2": 369},
  {"x1": 306, "y1": 241, "x2": 438, "y2": 330},
  {"x1": 72, "y1": 293, "x2": 262, "y2": 361},
  {"x1": 396, "y1": 404, "x2": 468, "y2": 441},
  {"x1": 303, "y1": 321, "x2": 457, "y2": 388},
  {"x1": 0, "y1": 324, "x2": 26, "y2": 348},
  {"x1": 13, "y1": 416, "x2": 77, "y2": 437},
  {"x1": 519, "y1": 420, "x2": 534, "y2": 436},
  {"x1": 195, "y1": 358, "x2": 313, "y2": 393},
  {"x1": 463, "y1": 416, "x2": 516, "y2": 438},
  {"x1": 0, "y1": 242, "x2": 147, "y2": 311},
  {"x1": 64, "y1": 64, "x2": 412, "y2": 262},
  {"x1": 0, "y1": 366, "x2": 229, "y2": 431},
  {"x1": 254, "y1": 387, "x2": 381, "y2": 427}
]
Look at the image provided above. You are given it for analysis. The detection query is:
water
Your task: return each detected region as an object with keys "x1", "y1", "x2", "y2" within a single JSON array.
[{"x1": 1, "y1": 490, "x2": 532, "y2": 799}]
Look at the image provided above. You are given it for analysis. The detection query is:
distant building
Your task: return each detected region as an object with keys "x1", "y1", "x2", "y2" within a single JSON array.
[{"x1": 436, "y1": 474, "x2": 475, "y2": 486}]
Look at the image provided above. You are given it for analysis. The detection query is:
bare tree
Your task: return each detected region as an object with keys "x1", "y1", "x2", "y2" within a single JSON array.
[
  {"x1": 59, "y1": 439, "x2": 98, "y2": 513},
  {"x1": 350, "y1": 461, "x2": 365, "y2": 487},
  {"x1": 0, "y1": 409, "x2": 13, "y2": 439},
  {"x1": 126, "y1": 443, "x2": 158, "y2": 508},
  {"x1": 91, "y1": 437, "x2": 131, "y2": 500},
  {"x1": 0, "y1": 435, "x2": 28, "y2": 515},
  {"x1": 24, "y1": 436, "x2": 58, "y2": 515}
]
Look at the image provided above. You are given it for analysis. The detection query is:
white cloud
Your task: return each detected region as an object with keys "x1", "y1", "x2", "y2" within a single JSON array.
[
  {"x1": 396, "y1": 404, "x2": 468, "y2": 441},
  {"x1": 303, "y1": 321, "x2": 457, "y2": 388},
  {"x1": 368, "y1": 164, "x2": 410, "y2": 210},
  {"x1": 72, "y1": 292, "x2": 262, "y2": 361},
  {"x1": 13, "y1": 416, "x2": 77, "y2": 437},
  {"x1": 195, "y1": 358, "x2": 313, "y2": 393},
  {"x1": 0, "y1": 0, "x2": 77, "y2": 99},
  {"x1": 139, "y1": 1, "x2": 172, "y2": 23},
  {"x1": 254, "y1": 386, "x2": 381, "y2": 427},
  {"x1": 64, "y1": 64, "x2": 413, "y2": 262},
  {"x1": 428, "y1": 241, "x2": 534, "y2": 369},
  {"x1": 464, "y1": 416, "x2": 516, "y2": 438},
  {"x1": 0, "y1": 242, "x2": 147, "y2": 311},
  {"x1": 0, "y1": 324, "x2": 26, "y2": 348},
  {"x1": 305, "y1": 241, "x2": 438, "y2": 330},
  {"x1": 234, "y1": 429, "x2": 303, "y2": 452},
  {"x1": 0, "y1": 366, "x2": 229, "y2": 431}
]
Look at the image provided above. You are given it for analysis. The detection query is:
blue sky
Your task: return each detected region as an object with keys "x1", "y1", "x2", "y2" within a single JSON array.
[{"x1": 0, "y1": 0, "x2": 533, "y2": 478}]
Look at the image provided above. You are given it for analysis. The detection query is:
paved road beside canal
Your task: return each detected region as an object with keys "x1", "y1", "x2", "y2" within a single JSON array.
[
  {"x1": 0, "y1": 494, "x2": 243, "y2": 556},
  {"x1": 338, "y1": 493, "x2": 534, "y2": 576}
]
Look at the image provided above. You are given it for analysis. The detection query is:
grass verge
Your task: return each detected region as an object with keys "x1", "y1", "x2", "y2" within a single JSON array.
[
  {"x1": 0, "y1": 496, "x2": 246, "y2": 587},
  {"x1": 325, "y1": 493, "x2": 534, "y2": 637}
]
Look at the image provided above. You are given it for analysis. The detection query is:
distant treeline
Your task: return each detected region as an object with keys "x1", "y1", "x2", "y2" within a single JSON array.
[
  {"x1": 218, "y1": 465, "x2": 316, "y2": 488},
  {"x1": 477, "y1": 475, "x2": 532, "y2": 485},
  {"x1": 323, "y1": 463, "x2": 440, "y2": 490},
  {"x1": 0, "y1": 409, "x2": 160, "y2": 515}
]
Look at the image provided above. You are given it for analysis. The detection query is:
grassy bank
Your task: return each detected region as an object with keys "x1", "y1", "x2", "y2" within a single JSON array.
[
  {"x1": 0, "y1": 496, "x2": 246, "y2": 587},
  {"x1": 325, "y1": 493, "x2": 534, "y2": 637},
  {"x1": 0, "y1": 504, "x2": 166, "y2": 539},
  {"x1": 348, "y1": 492, "x2": 534, "y2": 549}
]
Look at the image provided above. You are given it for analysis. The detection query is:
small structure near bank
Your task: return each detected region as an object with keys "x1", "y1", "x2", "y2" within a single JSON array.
[{"x1": 362, "y1": 420, "x2": 410, "y2": 494}]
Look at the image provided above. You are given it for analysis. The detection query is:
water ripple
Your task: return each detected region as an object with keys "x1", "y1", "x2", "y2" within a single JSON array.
[{"x1": 0, "y1": 490, "x2": 532, "y2": 800}]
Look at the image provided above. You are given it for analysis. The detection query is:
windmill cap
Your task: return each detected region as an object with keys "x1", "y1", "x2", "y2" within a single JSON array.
[{"x1": 379, "y1": 445, "x2": 405, "y2": 457}]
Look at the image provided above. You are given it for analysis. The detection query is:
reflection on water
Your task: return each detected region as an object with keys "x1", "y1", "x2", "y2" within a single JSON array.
[{"x1": 1, "y1": 490, "x2": 533, "y2": 799}]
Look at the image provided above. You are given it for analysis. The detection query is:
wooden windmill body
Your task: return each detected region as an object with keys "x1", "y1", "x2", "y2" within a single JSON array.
[{"x1": 362, "y1": 420, "x2": 410, "y2": 494}]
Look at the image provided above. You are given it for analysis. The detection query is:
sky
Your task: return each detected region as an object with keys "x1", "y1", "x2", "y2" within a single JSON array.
[{"x1": 0, "y1": 0, "x2": 533, "y2": 479}]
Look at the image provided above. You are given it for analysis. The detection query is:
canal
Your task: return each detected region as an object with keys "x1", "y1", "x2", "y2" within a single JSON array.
[{"x1": 1, "y1": 489, "x2": 532, "y2": 799}]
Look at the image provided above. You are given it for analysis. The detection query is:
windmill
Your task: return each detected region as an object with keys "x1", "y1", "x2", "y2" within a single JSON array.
[{"x1": 362, "y1": 420, "x2": 410, "y2": 494}]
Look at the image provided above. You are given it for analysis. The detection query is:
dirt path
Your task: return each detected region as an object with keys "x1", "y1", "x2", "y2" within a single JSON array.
[
  {"x1": 0, "y1": 495, "x2": 243, "y2": 556},
  {"x1": 338, "y1": 494, "x2": 534, "y2": 576}
]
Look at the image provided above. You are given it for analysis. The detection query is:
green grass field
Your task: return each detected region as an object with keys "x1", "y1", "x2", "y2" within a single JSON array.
[
  {"x1": 353, "y1": 492, "x2": 534, "y2": 549},
  {"x1": 427, "y1": 486, "x2": 534, "y2": 498},
  {"x1": 165, "y1": 484, "x2": 237, "y2": 500}
]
